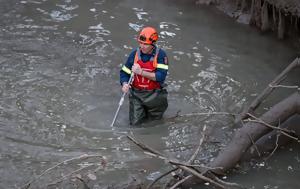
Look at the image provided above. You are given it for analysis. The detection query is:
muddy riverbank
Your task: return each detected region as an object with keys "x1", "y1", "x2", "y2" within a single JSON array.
[{"x1": 197, "y1": 0, "x2": 300, "y2": 48}]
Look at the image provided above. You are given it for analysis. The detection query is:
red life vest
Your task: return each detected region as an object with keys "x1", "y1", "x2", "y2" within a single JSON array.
[{"x1": 132, "y1": 48, "x2": 161, "y2": 90}]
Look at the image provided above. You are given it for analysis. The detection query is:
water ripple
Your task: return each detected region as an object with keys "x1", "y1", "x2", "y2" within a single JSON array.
[
  {"x1": 159, "y1": 22, "x2": 180, "y2": 39},
  {"x1": 49, "y1": 10, "x2": 77, "y2": 22},
  {"x1": 132, "y1": 7, "x2": 149, "y2": 21}
]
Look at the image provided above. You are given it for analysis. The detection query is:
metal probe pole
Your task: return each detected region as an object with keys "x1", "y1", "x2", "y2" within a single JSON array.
[{"x1": 110, "y1": 73, "x2": 134, "y2": 127}]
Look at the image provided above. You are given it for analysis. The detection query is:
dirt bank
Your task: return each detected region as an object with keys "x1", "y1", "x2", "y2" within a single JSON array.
[{"x1": 196, "y1": 0, "x2": 300, "y2": 44}]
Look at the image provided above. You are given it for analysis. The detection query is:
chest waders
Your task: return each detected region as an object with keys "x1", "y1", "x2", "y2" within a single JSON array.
[{"x1": 129, "y1": 88, "x2": 168, "y2": 125}]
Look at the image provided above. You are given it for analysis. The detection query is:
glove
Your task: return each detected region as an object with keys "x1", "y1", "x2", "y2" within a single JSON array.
[
  {"x1": 122, "y1": 82, "x2": 130, "y2": 93},
  {"x1": 132, "y1": 64, "x2": 143, "y2": 75}
]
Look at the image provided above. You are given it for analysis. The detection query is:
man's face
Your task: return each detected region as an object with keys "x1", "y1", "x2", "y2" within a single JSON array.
[{"x1": 139, "y1": 43, "x2": 153, "y2": 54}]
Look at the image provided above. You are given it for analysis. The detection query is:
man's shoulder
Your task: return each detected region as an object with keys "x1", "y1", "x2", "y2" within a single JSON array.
[
  {"x1": 157, "y1": 48, "x2": 167, "y2": 57},
  {"x1": 156, "y1": 48, "x2": 168, "y2": 65},
  {"x1": 127, "y1": 48, "x2": 138, "y2": 60},
  {"x1": 129, "y1": 48, "x2": 138, "y2": 56}
]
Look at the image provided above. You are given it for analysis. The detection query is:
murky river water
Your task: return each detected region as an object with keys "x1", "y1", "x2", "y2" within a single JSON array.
[{"x1": 0, "y1": 0, "x2": 299, "y2": 188}]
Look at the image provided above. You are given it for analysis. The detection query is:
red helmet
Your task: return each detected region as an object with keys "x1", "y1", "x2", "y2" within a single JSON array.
[{"x1": 137, "y1": 27, "x2": 158, "y2": 45}]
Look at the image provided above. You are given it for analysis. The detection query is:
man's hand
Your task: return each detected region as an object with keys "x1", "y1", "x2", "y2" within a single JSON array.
[
  {"x1": 122, "y1": 82, "x2": 130, "y2": 93},
  {"x1": 132, "y1": 64, "x2": 143, "y2": 75}
]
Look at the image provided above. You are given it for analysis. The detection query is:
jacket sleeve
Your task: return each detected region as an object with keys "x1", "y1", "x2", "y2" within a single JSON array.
[
  {"x1": 155, "y1": 49, "x2": 168, "y2": 83},
  {"x1": 120, "y1": 50, "x2": 136, "y2": 85}
]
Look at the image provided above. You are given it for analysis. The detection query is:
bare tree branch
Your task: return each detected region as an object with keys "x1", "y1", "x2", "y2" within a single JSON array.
[
  {"x1": 247, "y1": 133, "x2": 261, "y2": 157},
  {"x1": 188, "y1": 125, "x2": 207, "y2": 164},
  {"x1": 269, "y1": 84, "x2": 299, "y2": 90},
  {"x1": 21, "y1": 154, "x2": 103, "y2": 189},
  {"x1": 127, "y1": 134, "x2": 228, "y2": 189},
  {"x1": 169, "y1": 175, "x2": 193, "y2": 189},
  {"x1": 246, "y1": 113, "x2": 295, "y2": 134},
  {"x1": 236, "y1": 57, "x2": 300, "y2": 123},
  {"x1": 178, "y1": 166, "x2": 226, "y2": 189},
  {"x1": 266, "y1": 132, "x2": 280, "y2": 160},
  {"x1": 146, "y1": 168, "x2": 178, "y2": 189},
  {"x1": 209, "y1": 173, "x2": 246, "y2": 189},
  {"x1": 47, "y1": 164, "x2": 94, "y2": 186}
]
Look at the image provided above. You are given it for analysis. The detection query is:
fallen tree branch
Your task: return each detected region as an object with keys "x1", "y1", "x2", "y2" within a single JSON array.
[
  {"x1": 151, "y1": 126, "x2": 208, "y2": 189},
  {"x1": 127, "y1": 134, "x2": 228, "y2": 189},
  {"x1": 236, "y1": 57, "x2": 300, "y2": 123},
  {"x1": 242, "y1": 115, "x2": 300, "y2": 161},
  {"x1": 209, "y1": 92, "x2": 299, "y2": 174},
  {"x1": 182, "y1": 92, "x2": 300, "y2": 187}
]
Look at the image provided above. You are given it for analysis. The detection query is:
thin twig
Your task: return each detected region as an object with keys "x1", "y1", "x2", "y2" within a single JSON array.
[
  {"x1": 47, "y1": 164, "x2": 94, "y2": 186},
  {"x1": 170, "y1": 125, "x2": 208, "y2": 185},
  {"x1": 280, "y1": 131, "x2": 300, "y2": 142},
  {"x1": 169, "y1": 175, "x2": 193, "y2": 189},
  {"x1": 266, "y1": 120, "x2": 282, "y2": 160},
  {"x1": 21, "y1": 154, "x2": 103, "y2": 189},
  {"x1": 246, "y1": 113, "x2": 300, "y2": 143},
  {"x1": 75, "y1": 176, "x2": 91, "y2": 189},
  {"x1": 178, "y1": 166, "x2": 226, "y2": 189},
  {"x1": 247, "y1": 133, "x2": 261, "y2": 157},
  {"x1": 128, "y1": 134, "x2": 180, "y2": 189},
  {"x1": 166, "y1": 111, "x2": 237, "y2": 121},
  {"x1": 163, "y1": 179, "x2": 173, "y2": 189},
  {"x1": 209, "y1": 173, "x2": 246, "y2": 189},
  {"x1": 266, "y1": 132, "x2": 280, "y2": 160},
  {"x1": 144, "y1": 151, "x2": 223, "y2": 170},
  {"x1": 179, "y1": 112, "x2": 237, "y2": 118},
  {"x1": 246, "y1": 113, "x2": 295, "y2": 134},
  {"x1": 146, "y1": 168, "x2": 178, "y2": 189},
  {"x1": 246, "y1": 119, "x2": 292, "y2": 133},
  {"x1": 188, "y1": 125, "x2": 207, "y2": 164},
  {"x1": 127, "y1": 135, "x2": 226, "y2": 189},
  {"x1": 269, "y1": 84, "x2": 299, "y2": 90},
  {"x1": 127, "y1": 135, "x2": 163, "y2": 156}
]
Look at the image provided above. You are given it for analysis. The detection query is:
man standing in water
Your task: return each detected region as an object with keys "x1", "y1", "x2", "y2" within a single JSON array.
[{"x1": 120, "y1": 26, "x2": 169, "y2": 125}]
